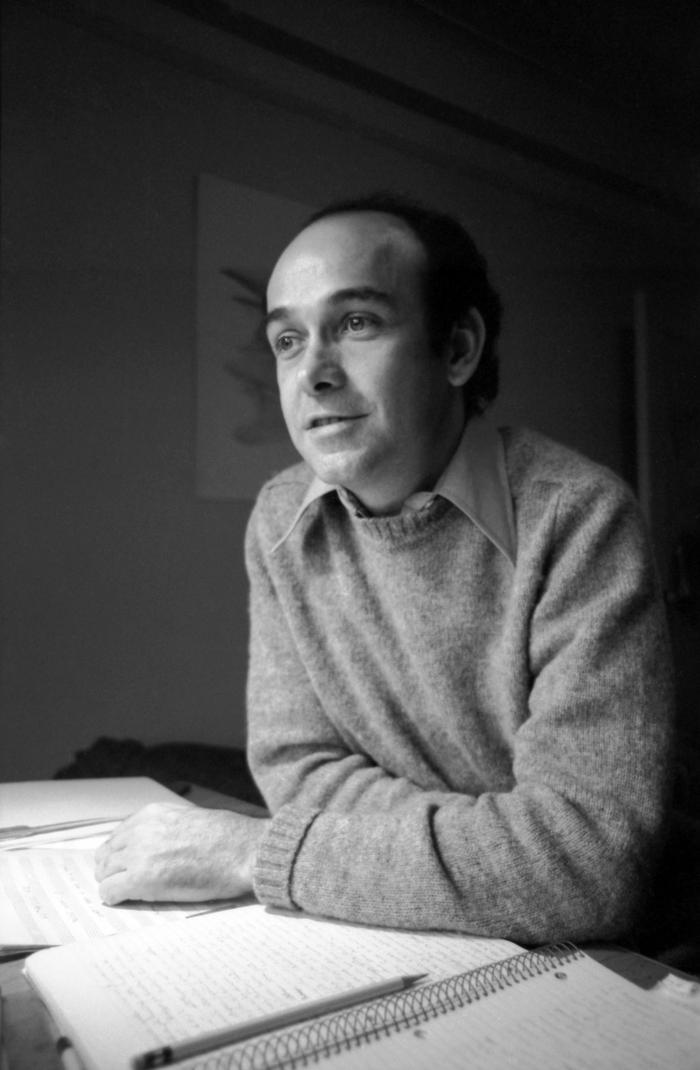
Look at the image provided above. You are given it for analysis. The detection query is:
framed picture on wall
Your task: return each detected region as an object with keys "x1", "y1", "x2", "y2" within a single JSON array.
[{"x1": 196, "y1": 175, "x2": 310, "y2": 499}]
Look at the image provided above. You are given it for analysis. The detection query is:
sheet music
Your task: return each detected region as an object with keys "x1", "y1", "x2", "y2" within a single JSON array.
[{"x1": 0, "y1": 848, "x2": 212, "y2": 951}]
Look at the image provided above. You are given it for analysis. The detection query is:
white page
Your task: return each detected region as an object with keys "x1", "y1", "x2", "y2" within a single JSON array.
[
  {"x1": 0, "y1": 847, "x2": 237, "y2": 951},
  {"x1": 0, "y1": 777, "x2": 180, "y2": 848},
  {"x1": 0, "y1": 822, "x2": 119, "y2": 850},
  {"x1": 324, "y1": 950, "x2": 700, "y2": 1070},
  {"x1": 25, "y1": 904, "x2": 521, "y2": 1070},
  {"x1": 0, "y1": 777, "x2": 180, "y2": 827}
]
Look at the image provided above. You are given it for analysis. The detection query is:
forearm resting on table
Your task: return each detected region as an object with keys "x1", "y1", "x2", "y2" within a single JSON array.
[{"x1": 94, "y1": 801, "x2": 270, "y2": 904}]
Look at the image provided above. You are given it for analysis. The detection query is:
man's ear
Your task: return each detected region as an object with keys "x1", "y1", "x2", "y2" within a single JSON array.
[{"x1": 445, "y1": 308, "x2": 486, "y2": 387}]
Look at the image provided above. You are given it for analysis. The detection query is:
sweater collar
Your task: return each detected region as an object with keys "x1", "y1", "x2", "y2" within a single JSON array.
[{"x1": 272, "y1": 417, "x2": 516, "y2": 564}]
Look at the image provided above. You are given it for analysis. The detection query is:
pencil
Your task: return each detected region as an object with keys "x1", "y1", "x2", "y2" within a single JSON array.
[
  {"x1": 131, "y1": 972, "x2": 427, "y2": 1069},
  {"x1": 0, "y1": 818, "x2": 120, "y2": 840}
]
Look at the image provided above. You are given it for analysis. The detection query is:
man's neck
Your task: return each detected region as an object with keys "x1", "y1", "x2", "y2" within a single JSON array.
[{"x1": 344, "y1": 417, "x2": 468, "y2": 518}]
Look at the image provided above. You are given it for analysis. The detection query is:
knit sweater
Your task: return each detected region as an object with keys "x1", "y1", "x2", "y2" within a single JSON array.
[{"x1": 245, "y1": 426, "x2": 674, "y2": 945}]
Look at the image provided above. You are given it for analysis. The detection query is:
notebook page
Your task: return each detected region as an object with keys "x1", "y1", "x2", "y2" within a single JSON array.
[
  {"x1": 25, "y1": 904, "x2": 520, "y2": 1070},
  {"x1": 322, "y1": 951, "x2": 700, "y2": 1070}
]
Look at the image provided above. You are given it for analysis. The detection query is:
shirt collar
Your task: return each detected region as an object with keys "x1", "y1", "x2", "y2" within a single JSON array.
[{"x1": 271, "y1": 416, "x2": 516, "y2": 564}]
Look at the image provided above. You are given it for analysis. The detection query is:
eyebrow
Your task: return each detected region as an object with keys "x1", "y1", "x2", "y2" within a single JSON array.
[{"x1": 265, "y1": 287, "x2": 395, "y2": 329}]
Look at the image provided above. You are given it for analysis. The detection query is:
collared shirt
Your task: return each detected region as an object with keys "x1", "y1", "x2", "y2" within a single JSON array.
[{"x1": 272, "y1": 417, "x2": 517, "y2": 564}]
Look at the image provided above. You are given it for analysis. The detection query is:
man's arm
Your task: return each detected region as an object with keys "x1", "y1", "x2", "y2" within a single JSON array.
[{"x1": 246, "y1": 477, "x2": 674, "y2": 945}]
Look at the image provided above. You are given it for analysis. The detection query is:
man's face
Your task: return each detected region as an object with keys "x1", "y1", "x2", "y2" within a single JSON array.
[{"x1": 265, "y1": 212, "x2": 465, "y2": 514}]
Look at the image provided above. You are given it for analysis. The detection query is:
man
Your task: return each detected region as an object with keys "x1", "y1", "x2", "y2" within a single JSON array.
[{"x1": 96, "y1": 194, "x2": 674, "y2": 946}]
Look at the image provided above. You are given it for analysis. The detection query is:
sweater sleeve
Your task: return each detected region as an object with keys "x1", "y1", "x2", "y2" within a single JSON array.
[{"x1": 245, "y1": 481, "x2": 674, "y2": 945}]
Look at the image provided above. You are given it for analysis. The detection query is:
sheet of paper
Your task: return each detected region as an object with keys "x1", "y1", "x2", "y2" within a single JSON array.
[
  {"x1": 25, "y1": 904, "x2": 521, "y2": 1070},
  {"x1": 0, "y1": 777, "x2": 183, "y2": 847},
  {"x1": 0, "y1": 777, "x2": 180, "y2": 830},
  {"x1": 0, "y1": 823, "x2": 119, "y2": 850},
  {"x1": 0, "y1": 848, "x2": 221, "y2": 952}
]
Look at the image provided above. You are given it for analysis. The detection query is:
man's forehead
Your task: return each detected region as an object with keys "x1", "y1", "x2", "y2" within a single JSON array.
[{"x1": 267, "y1": 211, "x2": 424, "y2": 297}]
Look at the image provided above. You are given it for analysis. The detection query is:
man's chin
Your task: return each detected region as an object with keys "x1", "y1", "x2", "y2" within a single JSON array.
[{"x1": 301, "y1": 448, "x2": 368, "y2": 490}]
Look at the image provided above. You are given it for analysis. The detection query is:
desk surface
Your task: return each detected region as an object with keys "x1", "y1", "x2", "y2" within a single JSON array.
[{"x1": 1, "y1": 956, "x2": 56, "y2": 1070}]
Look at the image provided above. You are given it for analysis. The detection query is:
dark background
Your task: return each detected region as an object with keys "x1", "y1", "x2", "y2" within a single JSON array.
[{"x1": 2, "y1": 0, "x2": 699, "y2": 780}]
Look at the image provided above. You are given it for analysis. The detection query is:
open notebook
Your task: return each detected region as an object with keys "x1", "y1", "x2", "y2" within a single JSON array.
[{"x1": 25, "y1": 903, "x2": 699, "y2": 1070}]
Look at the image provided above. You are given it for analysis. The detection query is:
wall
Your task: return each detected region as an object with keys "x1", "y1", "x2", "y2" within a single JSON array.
[{"x1": 1, "y1": 1, "x2": 690, "y2": 779}]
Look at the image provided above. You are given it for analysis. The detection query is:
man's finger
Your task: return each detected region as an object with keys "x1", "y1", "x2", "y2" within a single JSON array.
[
  {"x1": 98, "y1": 873, "x2": 137, "y2": 906},
  {"x1": 95, "y1": 826, "x2": 128, "y2": 863},
  {"x1": 94, "y1": 840, "x2": 128, "y2": 878}
]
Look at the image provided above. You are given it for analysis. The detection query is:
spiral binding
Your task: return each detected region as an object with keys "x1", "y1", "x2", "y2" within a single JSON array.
[{"x1": 202, "y1": 943, "x2": 581, "y2": 1070}]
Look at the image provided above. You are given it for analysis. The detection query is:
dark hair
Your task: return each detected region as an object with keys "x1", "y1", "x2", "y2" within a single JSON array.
[{"x1": 306, "y1": 192, "x2": 502, "y2": 418}]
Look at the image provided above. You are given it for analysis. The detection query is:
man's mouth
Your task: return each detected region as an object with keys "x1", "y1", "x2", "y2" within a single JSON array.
[{"x1": 307, "y1": 415, "x2": 361, "y2": 430}]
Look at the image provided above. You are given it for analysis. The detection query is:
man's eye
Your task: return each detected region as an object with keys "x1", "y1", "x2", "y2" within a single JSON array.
[
  {"x1": 271, "y1": 334, "x2": 298, "y2": 356},
  {"x1": 342, "y1": 314, "x2": 377, "y2": 334}
]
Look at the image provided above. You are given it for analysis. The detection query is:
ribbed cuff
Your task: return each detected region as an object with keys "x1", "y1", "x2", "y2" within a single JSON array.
[{"x1": 252, "y1": 804, "x2": 320, "y2": 911}]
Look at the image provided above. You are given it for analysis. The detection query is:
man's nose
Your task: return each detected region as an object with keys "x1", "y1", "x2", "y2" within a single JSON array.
[{"x1": 298, "y1": 336, "x2": 345, "y2": 395}]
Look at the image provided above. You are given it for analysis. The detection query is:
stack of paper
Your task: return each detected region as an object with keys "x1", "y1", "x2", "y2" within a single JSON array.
[{"x1": 0, "y1": 777, "x2": 239, "y2": 954}]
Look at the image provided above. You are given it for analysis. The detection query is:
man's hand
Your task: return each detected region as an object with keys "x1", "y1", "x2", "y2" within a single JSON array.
[{"x1": 94, "y1": 802, "x2": 270, "y2": 905}]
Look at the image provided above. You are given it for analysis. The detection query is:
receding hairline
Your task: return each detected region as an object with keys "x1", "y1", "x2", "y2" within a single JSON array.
[
  {"x1": 269, "y1": 209, "x2": 428, "y2": 292},
  {"x1": 316, "y1": 208, "x2": 426, "y2": 252}
]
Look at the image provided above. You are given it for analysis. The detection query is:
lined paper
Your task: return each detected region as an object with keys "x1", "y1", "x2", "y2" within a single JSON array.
[
  {"x1": 25, "y1": 905, "x2": 520, "y2": 1070},
  {"x1": 325, "y1": 952, "x2": 700, "y2": 1069}
]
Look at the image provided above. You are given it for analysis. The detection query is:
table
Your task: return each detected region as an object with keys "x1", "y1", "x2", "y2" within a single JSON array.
[{"x1": 1, "y1": 956, "x2": 57, "y2": 1070}]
